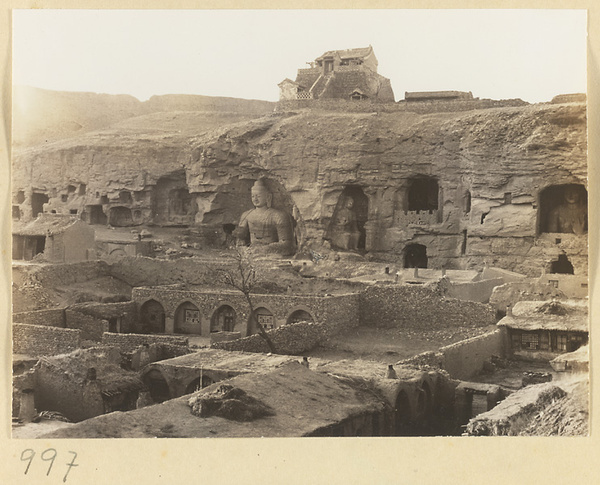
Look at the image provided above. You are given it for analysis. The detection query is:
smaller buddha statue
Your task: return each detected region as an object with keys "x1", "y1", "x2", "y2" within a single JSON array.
[
  {"x1": 547, "y1": 186, "x2": 587, "y2": 235},
  {"x1": 329, "y1": 196, "x2": 361, "y2": 251},
  {"x1": 233, "y1": 179, "x2": 295, "y2": 256}
]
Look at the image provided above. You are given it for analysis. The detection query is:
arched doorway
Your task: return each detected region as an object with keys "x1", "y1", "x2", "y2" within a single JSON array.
[
  {"x1": 174, "y1": 302, "x2": 201, "y2": 335},
  {"x1": 403, "y1": 243, "x2": 428, "y2": 268},
  {"x1": 140, "y1": 300, "x2": 166, "y2": 334},
  {"x1": 286, "y1": 309, "x2": 314, "y2": 325},
  {"x1": 394, "y1": 390, "x2": 412, "y2": 436},
  {"x1": 143, "y1": 369, "x2": 170, "y2": 403},
  {"x1": 211, "y1": 305, "x2": 236, "y2": 332}
]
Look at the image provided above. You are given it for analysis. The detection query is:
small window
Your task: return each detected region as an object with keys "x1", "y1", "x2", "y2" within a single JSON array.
[
  {"x1": 557, "y1": 334, "x2": 568, "y2": 352},
  {"x1": 504, "y1": 192, "x2": 512, "y2": 204},
  {"x1": 61, "y1": 194, "x2": 68, "y2": 202},
  {"x1": 184, "y1": 309, "x2": 200, "y2": 325},
  {"x1": 521, "y1": 333, "x2": 539, "y2": 350},
  {"x1": 69, "y1": 209, "x2": 77, "y2": 215},
  {"x1": 258, "y1": 314, "x2": 274, "y2": 330},
  {"x1": 549, "y1": 280, "x2": 559, "y2": 288}
]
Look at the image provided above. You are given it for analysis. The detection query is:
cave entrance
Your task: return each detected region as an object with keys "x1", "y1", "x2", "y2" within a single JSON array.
[
  {"x1": 403, "y1": 244, "x2": 428, "y2": 268},
  {"x1": 153, "y1": 172, "x2": 195, "y2": 225},
  {"x1": 538, "y1": 184, "x2": 587, "y2": 234},
  {"x1": 109, "y1": 206, "x2": 134, "y2": 227},
  {"x1": 407, "y1": 177, "x2": 438, "y2": 212},
  {"x1": 336, "y1": 186, "x2": 369, "y2": 250},
  {"x1": 31, "y1": 193, "x2": 49, "y2": 218},
  {"x1": 550, "y1": 254, "x2": 574, "y2": 274},
  {"x1": 87, "y1": 205, "x2": 107, "y2": 225}
]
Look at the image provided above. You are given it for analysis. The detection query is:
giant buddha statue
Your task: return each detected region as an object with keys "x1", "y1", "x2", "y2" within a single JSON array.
[{"x1": 233, "y1": 179, "x2": 295, "y2": 256}]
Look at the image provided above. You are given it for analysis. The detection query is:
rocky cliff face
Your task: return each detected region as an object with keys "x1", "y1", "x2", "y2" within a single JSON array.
[{"x1": 12, "y1": 100, "x2": 587, "y2": 276}]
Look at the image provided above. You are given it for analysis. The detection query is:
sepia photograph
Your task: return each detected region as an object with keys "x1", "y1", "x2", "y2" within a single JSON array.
[
  {"x1": 8, "y1": 8, "x2": 590, "y2": 442},
  {"x1": 3, "y1": 5, "x2": 599, "y2": 482}
]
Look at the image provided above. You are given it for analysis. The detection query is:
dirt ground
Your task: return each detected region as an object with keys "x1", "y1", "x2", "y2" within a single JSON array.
[{"x1": 305, "y1": 325, "x2": 498, "y2": 364}]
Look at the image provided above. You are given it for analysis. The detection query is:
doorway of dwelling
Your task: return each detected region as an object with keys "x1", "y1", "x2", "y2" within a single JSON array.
[{"x1": 403, "y1": 243, "x2": 428, "y2": 268}]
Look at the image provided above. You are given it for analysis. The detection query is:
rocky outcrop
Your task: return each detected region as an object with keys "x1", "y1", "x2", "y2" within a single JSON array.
[{"x1": 13, "y1": 99, "x2": 587, "y2": 275}]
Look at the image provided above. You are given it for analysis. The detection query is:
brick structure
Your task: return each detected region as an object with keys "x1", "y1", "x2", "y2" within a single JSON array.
[
  {"x1": 278, "y1": 46, "x2": 394, "y2": 103},
  {"x1": 12, "y1": 213, "x2": 95, "y2": 262},
  {"x1": 132, "y1": 287, "x2": 359, "y2": 337}
]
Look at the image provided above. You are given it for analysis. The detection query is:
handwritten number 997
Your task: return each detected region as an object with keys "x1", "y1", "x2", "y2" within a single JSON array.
[{"x1": 20, "y1": 449, "x2": 78, "y2": 482}]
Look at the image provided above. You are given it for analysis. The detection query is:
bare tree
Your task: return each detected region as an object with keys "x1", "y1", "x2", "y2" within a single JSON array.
[{"x1": 216, "y1": 247, "x2": 277, "y2": 353}]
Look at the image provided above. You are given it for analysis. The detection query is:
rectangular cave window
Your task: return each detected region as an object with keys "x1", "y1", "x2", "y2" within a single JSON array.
[
  {"x1": 521, "y1": 333, "x2": 539, "y2": 350},
  {"x1": 61, "y1": 194, "x2": 68, "y2": 202},
  {"x1": 548, "y1": 280, "x2": 559, "y2": 288},
  {"x1": 504, "y1": 192, "x2": 512, "y2": 204},
  {"x1": 258, "y1": 314, "x2": 274, "y2": 330},
  {"x1": 184, "y1": 310, "x2": 200, "y2": 325},
  {"x1": 12, "y1": 206, "x2": 20, "y2": 220},
  {"x1": 79, "y1": 184, "x2": 87, "y2": 195},
  {"x1": 69, "y1": 209, "x2": 78, "y2": 215}
]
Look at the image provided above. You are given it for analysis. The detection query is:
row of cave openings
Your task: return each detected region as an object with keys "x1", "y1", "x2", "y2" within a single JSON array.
[
  {"x1": 14, "y1": 172, "x2": 196, "y2": 227},
  {"x1": 140, "y1": 299, "x2": 314, "y2": 335}
]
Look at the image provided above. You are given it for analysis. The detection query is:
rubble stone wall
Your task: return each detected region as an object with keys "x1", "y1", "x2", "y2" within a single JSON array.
[
  {"x1": 101, "y1": 332, "x2": 189, "y2": 353},
  {"x1": 13, "y1": 323, "x2": 81, "y2": 356},
  {"x1": 359, "y1": 285, "x2": 496, "y2": 329},
  {"x1": 447, "y1": 278, "x2": 505, "y2": 303},
  {"x1": 67, "y1": 301, "x2": 138, "y2": 333},
  {"x1": 12, "y1": 308, "x2": 66, "y2": 327},
  {"x1": 65, "y1": 310, "x2": 108, "y2": 342},
  {"x1": 212, "y1": 321, "x2": 330, "y2": 355},
  {"x1": 132, "y1": 287, "x2": 360, "y2": 336}
]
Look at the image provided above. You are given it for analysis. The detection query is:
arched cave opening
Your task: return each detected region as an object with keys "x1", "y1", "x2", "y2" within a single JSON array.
[
  {"x1": 403, "y1": 243, "x2": 428, "y2": 268},
  {"x1": 538, "y1": 184, "x2": 587, "y2": 234}
]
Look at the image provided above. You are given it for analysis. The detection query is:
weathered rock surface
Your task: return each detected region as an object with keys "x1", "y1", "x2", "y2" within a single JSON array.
[{"x1": 12, "y1": 94, "x2": 587, "y2": 275}]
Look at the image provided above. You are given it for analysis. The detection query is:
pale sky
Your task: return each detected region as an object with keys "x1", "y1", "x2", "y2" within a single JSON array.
[{"x1": 12, "y1": 9, "x2": 587, "y2": 103}]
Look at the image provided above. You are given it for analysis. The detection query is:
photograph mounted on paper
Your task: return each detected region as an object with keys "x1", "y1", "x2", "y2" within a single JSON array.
[{"x1": 10, "y1": 9, "x2": 589, "y2": 438}]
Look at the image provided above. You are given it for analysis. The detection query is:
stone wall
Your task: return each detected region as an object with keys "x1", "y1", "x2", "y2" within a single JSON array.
[
  {"x1": 65, "y1": 310, "x2": 108, "y2": 342},
  {"x1": 212, "y1": 321, "x2": 330, "y2": 355},
  {"x1": 359, "y1": 285, "x2": 496, "y2": 329},
  {"x1": 67, "y1": 301, "x2": 138, "y2": 333},
  {"x1": 101, "y1": 332, "x2": 189, "y2": 353},
  {"x1": 276, "y1": 98, "x2": 527, "y2": 114},
  {"x1": 447, "y1": 277, "x2": 505, "y2": 303},
  {"x1": 439, "y1": 328, "x2": 507, "y2": 380},
  {"x1": 399, "y1": 328, "x2": 507, "y2": 380},
  {"x1": 13, "y1": 323, "x2": 81, "y2": 356},
  {"x1": 12, "y1": 308, "x2": 65, "y2": 327},
  {"x1": 132, "y1": 287, "x2": 360, "y2": 336}
]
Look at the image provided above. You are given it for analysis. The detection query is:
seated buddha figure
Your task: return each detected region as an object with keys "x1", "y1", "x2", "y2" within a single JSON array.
[
  {"x1": 329, "y1": 196, "x2": 361, "y2": 251},
  {"x1": 233, "y1": 179, "x2": 295, "y2": 256},
  {"x1": 547, "y1": 186, "x2": 587, "y2": 235}
]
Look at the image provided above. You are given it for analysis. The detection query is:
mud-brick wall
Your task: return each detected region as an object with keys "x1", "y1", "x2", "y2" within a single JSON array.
[
  {"x1": 65, "y1": 310, "x2": 108, "y2": 342},
  {"x1": 101, "y1": 332, "x2": 189, "y2": 353},
  {"x1": 439, "y1": 328, "x2": 506, "y2": 380},
  {"x1": 32, "y1": 260, "x2": 112, "y2": 286},
  {"x1": 359, "y1": 285, "x2": 496, "y2": 329},
  {"x1": 13, "y1": 323, "x2": 81, "y2": 356},
  {"x1": 12, "y1": 308, "x2": 66, "y2": 327},
  {"x1": 212, "y1": 322, "x2": 330, "y2": 355}
]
